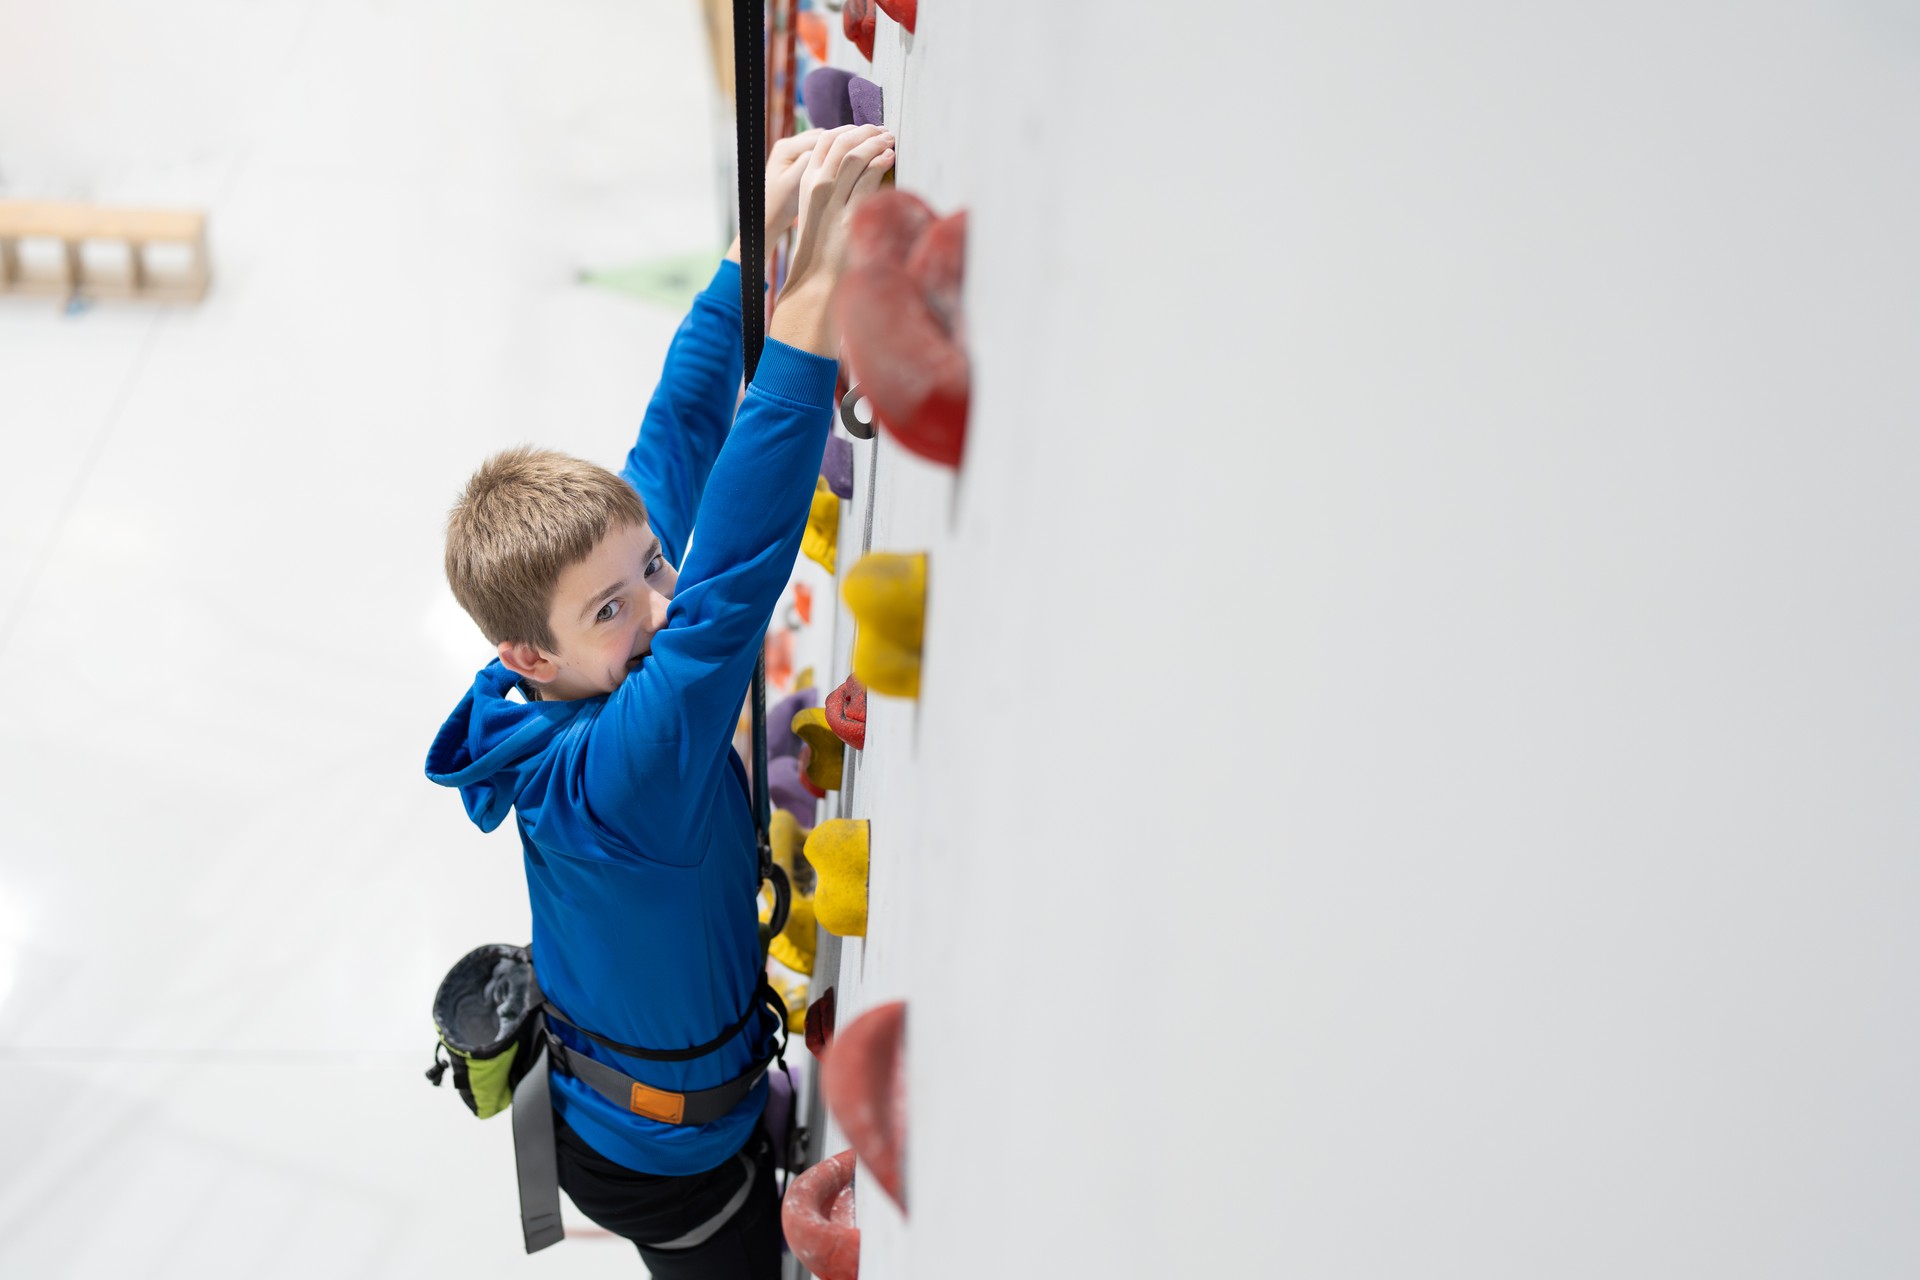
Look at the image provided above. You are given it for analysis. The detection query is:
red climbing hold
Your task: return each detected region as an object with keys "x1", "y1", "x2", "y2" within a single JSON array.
[
  {"x1": 805, "y1": 986, "x2": 838, "y2": 1056},
  {"x1": 876, "y1": 0, "x2": 918, "y2": 34},
  {"x1": 782, "y1": 1148, "x2": 861, "y2": 1280},
  {"x1": 824, "y1": 673, "x2": 868, "y2": 750},
  {"x1": 843, "y1": 0, "x2": 876, "y2": 61},
  {"x1": 820, "y1": 1000, "x2": 908, "y2": 1212},
  {"x1": 837, "y1": 192, "x2": 970, "y2": 468}
]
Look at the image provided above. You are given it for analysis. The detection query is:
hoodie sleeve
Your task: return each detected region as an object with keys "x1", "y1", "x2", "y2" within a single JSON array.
[
  {"x1": 620, "y1": 260, "x2": 747, "y2": 568},
  {"x1": 583, "y1": 338, "x2": 837, "y2": 861}
]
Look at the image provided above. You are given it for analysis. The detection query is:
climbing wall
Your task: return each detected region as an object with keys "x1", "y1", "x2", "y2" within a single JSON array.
[{"x1": 779, "y1": 2, "x2": 1920, "y2": 1278}]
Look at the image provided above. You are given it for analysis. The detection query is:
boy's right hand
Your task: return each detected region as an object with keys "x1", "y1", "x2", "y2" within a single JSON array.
[{"x1": 773, "y1": 126, "x2": 895, "y2": 356}]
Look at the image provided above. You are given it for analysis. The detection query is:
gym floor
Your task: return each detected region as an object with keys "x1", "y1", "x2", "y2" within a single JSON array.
[{"x1": 0, "y1": 1, "x2": 729, "y2": 1273}]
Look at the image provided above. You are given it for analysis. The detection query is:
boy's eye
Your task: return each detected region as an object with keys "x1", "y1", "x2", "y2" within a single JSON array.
[
  {"x1": 646, "y1": 554, "x2": 666, "y2": 577},
  {"x1": 596, "y1": 599, "x2": 622, "y2": 623}
]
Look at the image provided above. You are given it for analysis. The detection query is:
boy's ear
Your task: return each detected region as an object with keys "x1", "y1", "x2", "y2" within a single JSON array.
[{"x1": 497, "y1": 640, "x2": 557, "y2": 685}]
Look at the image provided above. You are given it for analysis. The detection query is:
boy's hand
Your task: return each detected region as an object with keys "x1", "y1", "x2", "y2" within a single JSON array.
[
  {"x1": 785, "y1": 128, "x2": 894, "y2": 292},
  {"x1": 765, "y1": 129, "x2": 833, "y2": 244},
  {"x1": 771, "y1": 126, "x2": 894, "y2": 356}
]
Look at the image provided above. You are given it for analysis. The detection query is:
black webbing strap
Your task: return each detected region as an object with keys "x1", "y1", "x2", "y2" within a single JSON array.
[
  {"x1": 541, "y1": 977, "x2": 781, "y2": 1062},
  {"x1": 732, "y1": 0, "x2": 792, "y2": 943}
]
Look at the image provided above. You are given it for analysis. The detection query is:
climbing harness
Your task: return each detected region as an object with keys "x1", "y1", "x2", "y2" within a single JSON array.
[{"x1": 425, "y1": 944, "x2": 789, "y2": 1253}]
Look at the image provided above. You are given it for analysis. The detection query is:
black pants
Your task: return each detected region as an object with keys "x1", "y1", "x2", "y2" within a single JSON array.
[{"x1": 555, "y1": 1114, "x2": 780, "y2": 1280}]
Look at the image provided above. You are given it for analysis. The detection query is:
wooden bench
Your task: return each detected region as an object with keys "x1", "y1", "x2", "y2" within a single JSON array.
[{"x1": 0, "y1": 200, "x2": 210, "y2": 304}]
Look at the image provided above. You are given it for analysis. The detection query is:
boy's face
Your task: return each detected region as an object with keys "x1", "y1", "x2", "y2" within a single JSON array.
[{"x1": 498, "y1": 520, "x2": 678, "y2": 701}]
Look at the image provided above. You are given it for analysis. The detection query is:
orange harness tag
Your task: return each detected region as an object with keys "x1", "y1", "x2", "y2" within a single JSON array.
[{"x1": 629, "y1": 1081, "x2": 687, "y2": 1125}]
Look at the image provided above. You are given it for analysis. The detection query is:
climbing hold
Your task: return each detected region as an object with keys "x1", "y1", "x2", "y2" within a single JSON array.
[
  {"x1": 770, "y1": 756, "x2": 818, "y2": 825},
  {"x1": 824, "y1": 673, "x2": 868, "y2": 750},
  {"x1": 848, "y1": 75, "x2": 884, "y2": 127},
  {"x1": 793, "y1": 707, "x2": 847, "y2": 790},
  {"x1": 801, "y1": 474, "x2": 840, "y2": 574},
  {"x1": 820, "y1": 1001, "x2": 908, "y2": 1212},
  {"x1": 765, "y1": 625, "x2": 795, "y2": 691},
  {"x1": 794, "y1": 584, "x2": 814, "y2": 627},
  {"x1": 805, "y1": 986, "x2": 838, "y2": 1055},
  {"x1": 769, "y1": 687, "x2": 821, "y2": 761},
  {"x1": 797, "y1": 11, "x2": 830, "y2": 64},
  {"x1": 782, "y1": 1148, "x2": 861, "y2": 1280},
  {"x1": 822, "y1": 433, "x2": 855, "y2": 499},
  {"x1": 803, "y1": 66, "x2": 855, "y2": 130},
  {"x1": 839, "y1": 383, "x2": 876, "y2": 441},
  {"x1": 769, "y1": 891, "x2": 818, "y2": 977},
  {"x1": 798, "y1": 748, "x2": 828, "y2": 798},
  {"x1": 842, "y1": 0, "x2": 876, "y2": 60},
  {"x1": 844, "y1": 552, "x2": 927, "y2": 698},
  {"x1": 805, "y1": 819, "x2": 870, "y2": 937},
  {"x1": 793, "y1": 664, "x2": 815, "y2": 691},
  {"x1": 875, "y1": 0, "x2": 918, "y2": 33},
  {"x1": 837, "y1": 192, "x2": 969, "y2": 468},
  {"x1": 771, "y1": 807, "x2": 813, "y2": 894}
]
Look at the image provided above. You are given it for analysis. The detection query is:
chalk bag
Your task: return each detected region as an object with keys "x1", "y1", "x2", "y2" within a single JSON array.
[{"x1": 425, "y1": 943, "x2": 542, "y2": 1119}]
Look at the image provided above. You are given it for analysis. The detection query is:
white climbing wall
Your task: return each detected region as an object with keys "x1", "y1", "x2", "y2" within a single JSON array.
[{"x1": 816, "y1": 2, "x2": 1920, "y2": 1278}]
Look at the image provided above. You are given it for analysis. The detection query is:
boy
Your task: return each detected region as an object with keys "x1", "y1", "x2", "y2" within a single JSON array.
[{"x1": 426, "y1": 125, "x2": 895, "y2": 1278}]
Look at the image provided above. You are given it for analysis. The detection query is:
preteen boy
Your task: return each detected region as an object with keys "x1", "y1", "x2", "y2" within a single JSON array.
[{"x1": 427, "y1": 124, "x2": 895, "y2": 1278}]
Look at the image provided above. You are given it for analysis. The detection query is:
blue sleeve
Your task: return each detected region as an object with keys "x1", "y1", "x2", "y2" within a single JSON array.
[
  {"x1": 621, "y1": 260, "x2": 747, "y2": 567},
  {"x1": 583, "y1": 339, "x2": 838, "y2": 861}
]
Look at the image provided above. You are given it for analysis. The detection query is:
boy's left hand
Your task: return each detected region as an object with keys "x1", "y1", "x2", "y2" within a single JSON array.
[{"x1": 726, "y1": 127, "x2": 864, "y2": 265}]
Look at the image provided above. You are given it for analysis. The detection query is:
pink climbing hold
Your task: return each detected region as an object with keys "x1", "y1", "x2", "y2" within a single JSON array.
[
  {"x1": 836, "y1": 192, "x2": 970, "y2": 469},
  {"x1": 876, "y1": 0, "x2": 918, "y2": 34},
  {"x1": 819, "y1": 1000, "x2": 908, "y2": 1212},
  {"x1": 824, "y1": 673, "x2": 868, "y2": 750},
  {"x1": 805, "y1": 986, "x2": 838, "y2": 1056},
  {"x1": 781, "y1": 1148, "x2": 862, "y2": 1280}
]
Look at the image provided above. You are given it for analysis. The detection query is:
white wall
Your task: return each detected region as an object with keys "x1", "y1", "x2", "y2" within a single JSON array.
[{"x1": 824, "y1": 3, "x2": 1920, "y2": 1276}]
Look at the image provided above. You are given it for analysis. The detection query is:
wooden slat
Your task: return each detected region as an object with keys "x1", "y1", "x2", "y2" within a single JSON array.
[{"x1": 0, "y1": 200, "x2": 205, "y2": 242}]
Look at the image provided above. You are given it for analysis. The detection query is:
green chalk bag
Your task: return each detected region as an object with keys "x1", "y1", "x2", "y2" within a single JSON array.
[{"x1": 425, "y1": 943, "x2": 542, "y2": 1119}]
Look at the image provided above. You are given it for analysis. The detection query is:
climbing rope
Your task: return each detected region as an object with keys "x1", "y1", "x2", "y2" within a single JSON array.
[{"x1": 733, "y1": 0, "x2": 792, "y2": 943}]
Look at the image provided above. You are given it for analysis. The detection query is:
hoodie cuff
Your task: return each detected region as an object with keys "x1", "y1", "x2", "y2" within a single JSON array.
[
  {"x1": 701, "y1": 258, "x2": 745, "y2": 313},
  {"x1": 750, "y1": 339, "x2": 839, "y2": 408}
]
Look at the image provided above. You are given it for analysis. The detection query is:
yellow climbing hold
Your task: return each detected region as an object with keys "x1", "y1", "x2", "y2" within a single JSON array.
[
  {"x1": 792, "y1": 707, "x2": 846, "y2": 791},
  {"x1": 768, "y1": 967, "x2": 809, "y2": 1033},
  {"x1": 771, "y1": 808, "x2": 809, "y2": 884},
  {"x1": 843, "y1": 552, "x2": 927, "y2": 699},
  {"x1": 805, "y1": 819, "x2": 870, "y2": 938},
  {"x1": 769, "y1": 892, "x2": 818, "y2": 976},
  {"x1": 801, "y1": 476, "x2": 839, "y2": 574},
  {"x1": 792, "y1": 666, "x2": 815, "y2": 692}
]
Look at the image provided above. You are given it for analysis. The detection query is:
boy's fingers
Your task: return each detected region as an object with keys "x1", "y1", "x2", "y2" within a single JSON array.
[
  {"x1": 851, "y1": 148, "x2": 895, "y2": 199},
  {"x1": 819, "y1": 125, "x2": 886, "y2": 178},
  {"x1": 830, "y1": 135, "x2": 895, "y2": 201}
]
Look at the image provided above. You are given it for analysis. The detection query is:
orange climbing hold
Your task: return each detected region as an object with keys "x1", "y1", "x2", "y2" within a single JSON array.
[
  {"x1": 797, "y1": 10, "x2": 829, "y2": 62},
  {"x1": 792, "y1": 707, "x2": 846, "y2": 791},
  {"x1": 824, "y1": 673, "x2": 868, "y2": 750},
  {"x1": 820, "y1": 1001, "x2": 908, "y2": 1212},
  {"x1": 837, "y1": 192, "x2": 969, "y2": 468},
  {"x1": 844, "y1": 552, "x2": 927, "y2": 698}
]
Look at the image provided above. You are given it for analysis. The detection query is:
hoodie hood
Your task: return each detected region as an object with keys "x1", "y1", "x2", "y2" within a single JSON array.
[{"x1": 425, "y1": 660, "x2": 589, "y2": 832}]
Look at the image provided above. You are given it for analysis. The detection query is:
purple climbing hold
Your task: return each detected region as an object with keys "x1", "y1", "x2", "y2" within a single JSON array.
[
  {"x1": 770, "y1": 756, "x2": 818, "y2": 825},
  {"x1": 821, "y1": 434, "x2": 855, "y2": 500},
  {"x1": 770, "y1": 687, "x2": 822, "y2": 761},
  {"x1": 803, "y1": 67, "x2": 856, "y2": 130},
  {"x1": 848, "y1": 75, "x2": 885, "y2": 127}
]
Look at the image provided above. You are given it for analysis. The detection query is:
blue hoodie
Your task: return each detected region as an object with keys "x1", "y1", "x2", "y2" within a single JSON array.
[{"x1": 426, "y1": 261, "x2": 836, "y2": 1175}]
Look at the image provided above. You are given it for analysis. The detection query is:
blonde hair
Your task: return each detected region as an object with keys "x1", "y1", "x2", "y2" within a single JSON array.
[{"x1": 445, "y1": 446, "x2": 647, "y2": 649}]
